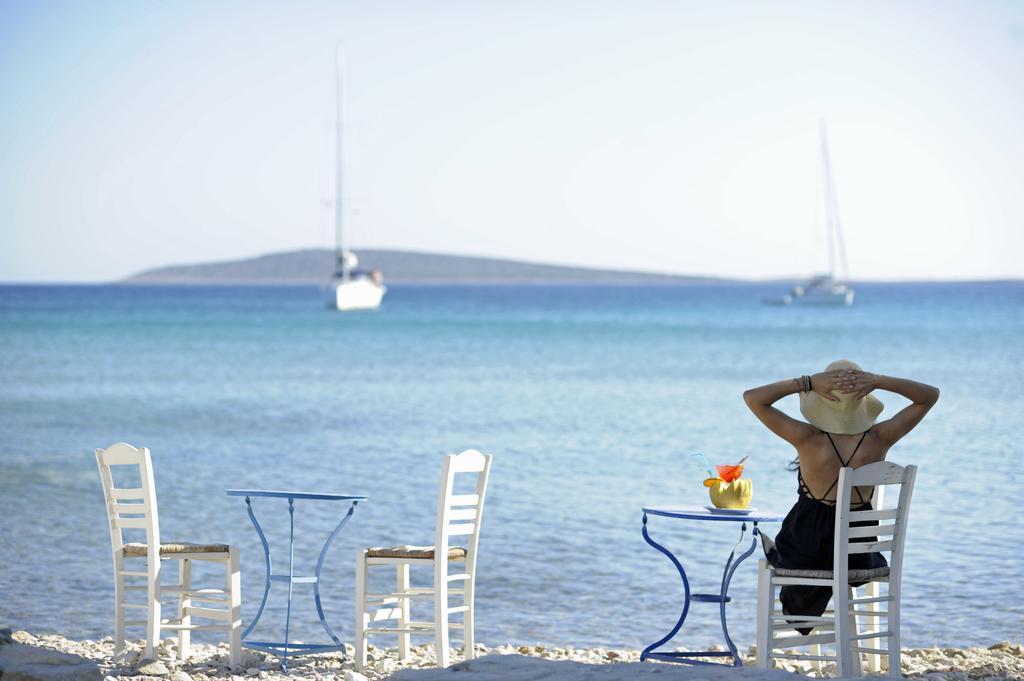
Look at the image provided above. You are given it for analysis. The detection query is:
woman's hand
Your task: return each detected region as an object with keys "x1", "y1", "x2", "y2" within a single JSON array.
[
  {"x1": 809, "y1": 370, "x2": 846, "y2": 402},
  {"x1": 838, "y1": 369, "x2": 878, "y2": 399}
]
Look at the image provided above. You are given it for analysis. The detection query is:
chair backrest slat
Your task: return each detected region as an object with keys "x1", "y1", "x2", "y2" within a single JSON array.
[
  {"x1": 845, "y1": 460, "x2": 906, "y2": 486},
  {"x1": 846, "y1": 539, "x2": 895, "y2": 554},
  {"x1": 448, "y1": 450, "x2": 488, "y2": 473},
  {"x1": 111, "y1": 487, "x2": 147, "y2": 500},
  {"x1": 847, "y1": 523, "x2": 897, "y2": 539},
  {"x1": 447, "y1": 508, "x2": 478, "y2": 522},
  {"x1": 114, "y1": 517, "x2": 151, "y2": 529},
  {"x1": 848, "y1": 508, "x2": 899, "y2": 522},
  {"x1": 101, "y1": 445, "x2": 149, "y2": 466},
  {"x1": 113, "y1": 502, "x2": 148, "y2": 514}
]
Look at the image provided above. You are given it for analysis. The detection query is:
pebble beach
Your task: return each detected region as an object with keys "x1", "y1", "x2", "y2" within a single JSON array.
[{"x1": 2, "y1": 629, "x2": 1021, "y2": 681}]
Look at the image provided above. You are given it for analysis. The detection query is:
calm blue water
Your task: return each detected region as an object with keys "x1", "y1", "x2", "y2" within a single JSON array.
[{"x1": 1, "y1": 283, "x2": 1021, "y2": 650}]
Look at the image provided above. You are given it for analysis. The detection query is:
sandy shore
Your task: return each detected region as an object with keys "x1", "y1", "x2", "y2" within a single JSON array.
[{"x1": 1, "y1": 630, "x2": 1021, "y2": 681}]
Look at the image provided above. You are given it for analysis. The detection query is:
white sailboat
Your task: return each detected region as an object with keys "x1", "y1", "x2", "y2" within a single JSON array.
[
  {"x1": 328, "y1": 48, "x2": 385, "y2": 312},
  {"x1": 768, "y1": 122, "x2": 854, "y2": 306}
]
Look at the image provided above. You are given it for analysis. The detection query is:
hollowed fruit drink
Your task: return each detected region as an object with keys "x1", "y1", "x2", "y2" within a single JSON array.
[{"x1": 704, "y1": 463, "x2": 752, "y2": 509}]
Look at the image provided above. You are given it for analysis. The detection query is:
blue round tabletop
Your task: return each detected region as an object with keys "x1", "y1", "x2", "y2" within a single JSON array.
[
  {"x1": 226, "y1": 489, "x2": 367, "y2": 501},
  {"x1": 643, "y1": 504, "x2": 784, "y2": 523}
]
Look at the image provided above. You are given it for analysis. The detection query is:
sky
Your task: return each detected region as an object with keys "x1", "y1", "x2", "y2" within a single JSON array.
[{"x1": 1, "y1": 0, "x2": 1022, "y2": 282}]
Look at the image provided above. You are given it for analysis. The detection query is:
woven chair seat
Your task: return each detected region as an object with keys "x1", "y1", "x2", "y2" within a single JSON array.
[
  {"x1": 366, "y1": 545, "x2": 467, "y2": 560},
  {"x1": 773, "y1": 566, "x2": 890, "y2": 582},
  {"x1": 123, "y1": 542, "x2": 230, "y2": 556}
]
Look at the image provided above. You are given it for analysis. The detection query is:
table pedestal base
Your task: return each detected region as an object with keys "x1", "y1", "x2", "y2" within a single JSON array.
[
  {"x1": 241, "y1": 496, "x2": 358, "y2": 670},
  {"x1": 640, "y1": 514, "x2": 760, "y2": 667}
]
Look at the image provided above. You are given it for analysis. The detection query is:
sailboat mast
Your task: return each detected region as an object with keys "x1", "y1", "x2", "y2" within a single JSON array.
[
  {"x1": 819, "y1": 122, "x2": 849, "y2": 283},
  {"x1": 334, "y1": 47, "x2": 347, "y2": 280}
]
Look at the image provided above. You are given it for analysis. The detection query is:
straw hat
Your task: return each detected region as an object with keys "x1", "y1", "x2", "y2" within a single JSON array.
[{"x1": 799, "y1": 360, "x2": 884, "y2": 435}]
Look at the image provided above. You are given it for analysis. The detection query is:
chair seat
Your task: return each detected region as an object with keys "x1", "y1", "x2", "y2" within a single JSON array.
[
  {"x1": 366, "y1": 544, "x2": 467, "y2": 560},
  {"x1": 773, "y1": 565, "x2": 890, "y2": 582},
  {"x1": 123, "y1": 542, "x2": 230, "y2": 556}
]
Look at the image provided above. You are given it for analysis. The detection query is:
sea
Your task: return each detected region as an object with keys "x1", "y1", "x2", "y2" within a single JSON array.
[{"x1": 1, "y1": 282, "x2": 1021, "y2": 651}]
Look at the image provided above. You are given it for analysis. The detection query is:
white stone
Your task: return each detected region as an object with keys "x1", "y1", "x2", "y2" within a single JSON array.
[
  {"x1": 137, "y1": 661, "x2": 171, "y2": 676},
  {"x1": 373, "y1": 658, "x2": 396, "y2": 675},
  {"x1": 0, "y1": 643, "x2": 104, "y2": 681},
  {"x1": 342, "y1": 672, "x2": 368, "y2": 681}
]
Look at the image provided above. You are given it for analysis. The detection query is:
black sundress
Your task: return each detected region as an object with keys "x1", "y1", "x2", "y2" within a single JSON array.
[{"x1": 761, "y1": 429, "x2": 888, "y2": 634}]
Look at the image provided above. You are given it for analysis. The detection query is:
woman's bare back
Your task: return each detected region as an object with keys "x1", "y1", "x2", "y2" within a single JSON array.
[{"x1": 795, "y1": 429, "x2": 889, "y2": 505}]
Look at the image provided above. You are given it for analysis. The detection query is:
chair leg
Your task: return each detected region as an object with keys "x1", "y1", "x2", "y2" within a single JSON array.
[
  {"x1": 463, "y1": 573, "x2": 475, "y2": 661},
  {"x1": 864, "y1": 581, "x2": 882, "y2": 674},
  {"x1": 887, "y1": 595, "x2": 901, "y2": 678},
  {"x1": 354, "y1": 550, "x2": 368, "y2": 672},
  {"x1": 144, "y1": 558, "x2": 161, "y2": 660},
  {"x1": 396, "y1": 563, "x2": 411, "y2": 662},
  {"x1": 227, "y1": 548, "x2": 241, "y2": 668},
  {"x1": 847, "y1": 586, "x2": 862, "y2": 677},
  {"x1": 114, "y1": 553, "x2": 126, "y2": 657},
  {"x1": 434, "y1": 559, "x2": 449, "y2": 667},
  {"x1": 834, "y1": 580, "x2": 852, "y2": 677},
  {"x1": 755, "y1": 560, "x2": 772, "y2": 668},
  {"x1": 810, "y1": 638, "x2": 823, "y2": 675},
  {"x1": 178, "y1": 559, "x2": 192, "y2": 659}
]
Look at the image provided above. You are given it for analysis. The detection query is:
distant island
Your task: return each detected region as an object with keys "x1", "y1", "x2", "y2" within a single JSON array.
[{"x1": 124, "y1": 249, "x2": 728, "y2": 285}]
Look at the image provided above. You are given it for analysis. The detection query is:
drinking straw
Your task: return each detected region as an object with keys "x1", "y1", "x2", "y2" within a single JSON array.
[{"x1": 691, "y1": 452, "x2": 715, "y2": 478}]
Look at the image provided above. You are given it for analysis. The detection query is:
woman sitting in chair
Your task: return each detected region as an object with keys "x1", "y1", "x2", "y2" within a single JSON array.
[{"x1": 743, "y1": 360, "x2": 939, "y2": 630}]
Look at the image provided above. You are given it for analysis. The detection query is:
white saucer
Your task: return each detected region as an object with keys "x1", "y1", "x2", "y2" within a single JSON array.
[{"x1": 704, "y1": 505, "x2": 756, "y2": 515}]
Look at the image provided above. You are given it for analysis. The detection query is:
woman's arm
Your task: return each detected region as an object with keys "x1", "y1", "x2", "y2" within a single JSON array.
[
  {"x1": 743, "y1": 371, "x2": 847, "y2": 445},
  {"x1": 841, "y1": 371, "x2": 940, "y2": 446}
]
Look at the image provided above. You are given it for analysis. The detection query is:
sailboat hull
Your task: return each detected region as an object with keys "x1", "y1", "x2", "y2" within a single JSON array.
[
  {"x1": 765, "y1": 283, "x2": 854, "y2": 306},
  {"x1": 330, "y1": 278, "x2": 386, "y2": 311},
  {"x1": 793, "y1": 287, "x2": 854, "y2": 306}
]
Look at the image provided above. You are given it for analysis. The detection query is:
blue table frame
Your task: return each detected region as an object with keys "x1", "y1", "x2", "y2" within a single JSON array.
[
  {"x1": 640, "y1": 505, "x2": 783, "y2": 667},
  {"x1": 226, "y1": 489, "x2": 367, "y2": 670}
]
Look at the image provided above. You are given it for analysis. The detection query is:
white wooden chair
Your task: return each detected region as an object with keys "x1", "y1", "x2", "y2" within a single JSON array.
[
  {"x1": 755, "y1": 461, "x2": 917, "y2": 677},
  {"x1": 96, "y1": 443, "x2": 241, "y2": 665},
  {"x1": 354, "y1": 450, "x2": 492, "y2": 671}
]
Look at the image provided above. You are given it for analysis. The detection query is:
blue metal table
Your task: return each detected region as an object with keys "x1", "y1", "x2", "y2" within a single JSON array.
[
  {"x1": 226, "y1": 489, "x2": 367, "y2": 670},
  {"x1": 640, "y1": 505, "x2": 783, "y2": 667}
]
